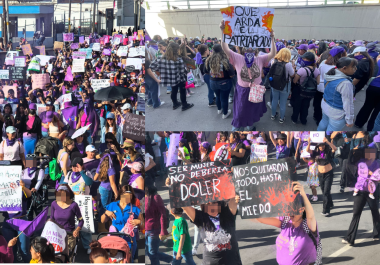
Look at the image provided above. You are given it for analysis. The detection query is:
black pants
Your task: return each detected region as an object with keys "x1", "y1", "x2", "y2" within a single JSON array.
[
  {"x1": 345, "y1": 189, "x2": 380, "y2": 245},
  {"x1": 319, "y1": 170, "x2": 334, "y2": 214},
  {"x1": 291, "y1": 86, "x2": 312, "y2": 125},
  {"x1": 313, "y1": 90, "x2": 324, "y2": 125},
  {"x1": 171, "y1": 81, "x2": 188, "y2": 107},
  {"x1": 354, "y1": 85, "x2": 380, "y2": 130}
]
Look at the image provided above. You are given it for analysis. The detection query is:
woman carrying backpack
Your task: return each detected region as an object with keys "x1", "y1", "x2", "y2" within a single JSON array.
[
  {"x1": 291, "y1": 52, "x2": 321, "y2": 125},
  {"x1": 317, "y1": 57, "x2": 357, "y2": 131},
  {"x1": 269, "y1": 48, "x2": 295, "y2": 123}
]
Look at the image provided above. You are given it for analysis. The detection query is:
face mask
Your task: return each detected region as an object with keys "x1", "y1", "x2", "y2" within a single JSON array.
[
  {"x1": 300, "y1": 59, "x2": 314, "y2": 67},
  {"x1": 354, "y1": 55, "x2": 365, "y2": 61}
]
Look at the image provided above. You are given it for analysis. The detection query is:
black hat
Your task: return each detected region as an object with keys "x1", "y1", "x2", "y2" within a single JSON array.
[
  {"x1": 276, "y1": 133, "x2": 287, "y2": 140},
  {"x1": 300, "y1": 51, "x2": 316, "y2": 62},
  {"x1": 71, "y1": 157, "x2": 84, "y2": 167}
]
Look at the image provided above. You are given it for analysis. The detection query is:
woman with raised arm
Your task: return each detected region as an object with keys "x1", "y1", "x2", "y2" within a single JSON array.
[{"x1": 220, "y1": 20, "x2": 276, "y2": 131}]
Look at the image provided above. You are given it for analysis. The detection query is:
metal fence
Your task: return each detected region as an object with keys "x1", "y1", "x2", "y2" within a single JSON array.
[
  {"x1": 53, "y1": 16, "x2": 106, "y2": 36},
  {"x1": 145, "y1": 0, "x2": 380, "y2": 10}
]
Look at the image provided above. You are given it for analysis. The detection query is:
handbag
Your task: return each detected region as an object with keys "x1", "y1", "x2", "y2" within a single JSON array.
[
  {"x1": 247, "y1": 66, "x2": 266, "y2": 103},
  {"x1": 187, "y1": 71, "x2": 195, "y2": 85},
  {"x1": 192, "y1": 66, "x2": 205, "y2": 87}
]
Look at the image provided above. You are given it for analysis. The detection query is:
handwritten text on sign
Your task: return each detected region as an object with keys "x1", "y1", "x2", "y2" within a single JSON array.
[
  {"x1": 41, "y1": 221, "x2": 67, "y2": 253},
  {"x1": 122, "y1": 113, "x2": 145, "y2": 141},
  {"x1": 220, "y1": 6, "x2": 274, "y2": 48},
  {"x1": 91, "y1": 79, "x2": 110, "y2": 92},
  {"x1": 169, "y1": 160, "x2": 234, "y2": 208},
  {"x1": 310, "y1": 131, "x2": 325, "y2": 143},
  {"x1": 0, "y1": 70, "x2": 9, "y2": 79},
  {"x1": 74, "y1": 195, "x2": 95, "y2": 233},
  {"x1": 0, "y1": 166, "x2": 22, "y2": 211},
  {"x1": 32, "y1": 73, "x2": 50, "y2": 90},
  {"x1": 250, "y1": 145, "x2": 267, "y2": 163},
  {"x1": 233, "y1": 158, "x2": 301, "y2": 218}
]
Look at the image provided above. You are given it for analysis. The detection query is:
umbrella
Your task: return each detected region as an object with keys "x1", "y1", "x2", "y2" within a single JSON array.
[
  {"x1": 94, "y1": 86, "x2": 135, "y2": 101},
  {"x1": 71, "y1": 123, "x2": 92, "y2": 139}
]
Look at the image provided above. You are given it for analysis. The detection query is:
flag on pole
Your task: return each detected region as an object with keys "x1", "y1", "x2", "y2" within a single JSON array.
[{"x1": 61, "y1": 106, "x2": 78, "y2": 129}]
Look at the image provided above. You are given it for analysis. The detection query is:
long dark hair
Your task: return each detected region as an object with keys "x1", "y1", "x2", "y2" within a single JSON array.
[
  {"x1": 145, "y1": 177, "x2": 157, "y2": 208},
  {"x1": 117, "y1": 184, "x2": 137, "y2": 204},
  {"x1": 357, "y1": 51, "x2": 374, "y2": 78},
  {"x1": 317, "y1": 42, "x2": 327, "y2": 56},
  {"x1": 104, "y1": 132, "x2": 120, "y2": 150},
  {"x1": 326, "y1": 57, "x2": 358, "y2": 75},
  {"x1": 30, "y1": 237, "x2": 56, "y2": 263}
]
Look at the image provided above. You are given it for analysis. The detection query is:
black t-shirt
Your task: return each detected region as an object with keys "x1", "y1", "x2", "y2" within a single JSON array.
[
  {"x1": 205, "y1": 61, "x2": 235, "y2": 81},
  {"x1": 199, "y1": 57, "x2": 208, "y2": 75},
  {"x1": 231, "y1": 142, "x2": 245, "y2": 166},
  {"x1": 313, "y1": 145, "x2": 334, "y2": 166},
  {"x1": 192, "y1": 205, "x2": 242, "y2": 265},
  {"x1": 350, "y1": 59, "x2": 371, "y2": 92},
  {"x1": 186, "y1": 47, "x2": 196, "y2": 59}
]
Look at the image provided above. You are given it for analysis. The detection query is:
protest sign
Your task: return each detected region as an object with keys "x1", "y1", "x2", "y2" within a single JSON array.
[
  {"x1": 36, "y1": 104, "x2": 47, "y2": 116},
  {"x1": 113, "y1": 34, "x2": 123, "y2": 44},
  {"x1": 14, "y1": 56, "x2": 26, "y2": 67},
  {"x1": 70, "y1": 43, "x2": 79, "y2": 50},
  {"x1": 138, "y1": 29, "x2": 144, "y2": 40},
  {"x1": 92, "y1": 43, "x2": 100, "y2": 51},
  {"x1": 36, "y1": 55, "x2": 55, "y2": 66},
  {"x1": 32, "y1": 73, "x2": 50, "y2": 90},
  {"x1": 72, "y1": 51, "x2": 87, "y2": 59},
  {"x1": 210, "y1": 143, "x2": 231, "y2": 161},
  {"x1": 74, "y1": 195, "x2": 95, "y2": 233},
  {"x1": 233, "y1": 158, "x2": 300, "y2": 219},
  {"x1": 250, "y1": 145, "x2": 268, "y2": 163},
  {"x1": 122, "y1": 113, "x2": 145, "y2": 141},
  {"x1": 28, "y1": 57, "x2": 41, "y2": 72},
  {"x1": 310, "y1": 131, "x2": 325, "y2": 143},
  {"x1": 220, "y1": 6, "x2": 274, "y2": 48},
  {"x1": 169, "y1": 160, "x2": 234, "y2": 208},
  {"x1": 35, "y1": 46, "x2": 46, "y2": 55},
  {"x1": 62, "y1": 93, "x2": 72, "y2": 104},
  {"x1": 128, "y1": 46, "x2": 145, "y2": 57},
  {"x1": 91, "y1": 79, "x2": 110, "y2": 92},
  {"x1": 5, "y1": 51, "x2": 18, "y2": 65},
  {"x1": 0, "y1": 166, "x2": 22, "y2": 211},
  {"x1": 182, "y1": 57, "x2": 196, "y2": 70},
  {"x1": 79, "y1": 36, "x2": 85, "y2": 43},
  {"x1": 165, "y1": 133, "x2": 180, "y2": 167},
  {"x1": 10, "y1": 67, "x2": 26, "y2": 81},
  {"x1": 79, "y1": 48, "x2": 93, "y2": 59},
  {"x1": 84, "y1": 159, "x2": 100, "y2": 179},
  {"x1": 54, "y1": 41, "x2": 64, "y2": 50},
  {"x1": 300, "y1": 141, "x2": 312, "y2": 158},
  {"x1": 103, "y1": 48, "x2": 111, "y2": 56},
  {"x1": 126, "y1": 58, "x2": 143, "y2": 70},
  {"x1": 117, "y1": 46, "x2": 128, "y2": 56},
  {"x1": 21, "y1": 44, "x2": 32, "y2": 55},
  {"x1": 72, "y1": 59, "x2": 85, "y2": 72},
  {"x1": 64, "y1": 66, "x2": 73, "y2": 81},
  {"x1": 3, "y1": 85, "x2": 17, "y2": 98},
  {"x1": 100, "y1": 37, "x2": 104, "y2": 45},
  {"x1": 63, "y1": 33, "x2": 74, "y2": 42},
  {"x1": 104, "y1": 35, "x2": 110, "y2": 43},
  {"x1": 0, "y1": 70, "x2": 9, "y2": 79},
  {"x1": 41, "y1": 221, "x2": 67, "y2": 253}
]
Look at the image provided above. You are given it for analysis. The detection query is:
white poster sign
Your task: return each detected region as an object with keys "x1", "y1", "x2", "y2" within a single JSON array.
[
  {"x1": 92, "y1": 43, "x2": 101, "y2": 51},
  {"x1": 74, "y1": 195, "x2": 95, "y2": 233},
  {"x1": 41, "y1": 221, "x2": 67, "y2": 253},
  {"x1": 72, "y1": 59, "x2": 85, "y2": 72},
  {"x1": 0, "y1": 166, "x2": 22, "y2": 211},
  {"x1": 310, "y1": 131, "x2": 325, "y2": 143},
  {"x1": 126, "y1": 58, "x2": 143, "y2": 70},
  {"x1": 36, "y1": 55, "x2": 55, "y2": 66},
  {"x1": 91, "y1": 79, "x2": 110, "y2": 92},
  {"x1": 117, "y1": 46, "x2": 129, "y2": 56},
  {"x1": 250, "y1": 145, "x2": 268, "y2": 163},
  {"x1": 14, "y1": 57, "x2": 26, "y2": 67},
  {"x1": 0, "y1": 70, "x2": 9, "y2": 79},
  {"x1": 128, "y1": 46, "x2": 145, "y2": 57}
]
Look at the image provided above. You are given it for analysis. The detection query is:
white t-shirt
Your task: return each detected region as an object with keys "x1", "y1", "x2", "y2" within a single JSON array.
[
  {"x1": 108, "y1": 251, "x2": 124, "y2": 263},
  {"x1": 0, "y1": 140, "x2": 25, "y2": 161},
  {"x1": 317, "y1": 60, "x2": 335, "y2": 93},
  {"x1": 145, "y1": 153, "x2": 153, "y2": 168}
]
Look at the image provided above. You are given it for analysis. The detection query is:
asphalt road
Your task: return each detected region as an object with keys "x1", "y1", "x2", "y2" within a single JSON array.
[
  {"x1": 146, "y1": 148, "x2": 380, "y2": 265},
  {"x1": 146, "y1": 83, "x2": 368, "y2": 131}
]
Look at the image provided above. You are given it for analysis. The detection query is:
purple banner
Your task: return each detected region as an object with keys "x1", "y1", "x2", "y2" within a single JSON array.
[
  {"x1": 79, "y1": 36, "x2": 85, "y2": 44},
  {"x1": 70, "y1": 43, "x2": 79, "y2": 50},
  {"x1": 6, "y1": 207, "x2": 49, "y2": 237},
  {"x1": 63, "y1": 33, "x2": 74, "y2": 42},
  {"x1": 62, "y1": 106, "x2": 78, "y2": 129}
]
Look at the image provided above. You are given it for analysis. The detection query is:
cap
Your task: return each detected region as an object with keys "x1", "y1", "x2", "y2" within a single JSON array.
[
  {"x1": 128, "y1": 161, "x2": 143, "y2": 172},
  {"x1": 300, "y1": 52, "x2": 316, "y2": 61},
  {"x1": 329, "y1": 42, "x2": 335, "y2": 48},
  {"x1": 308, "y1": 44, "x2": 318, "y2": 49},
  {"x1": 71, "y1": 157, "x2": 84, "y2": 167},
  {"x1": 296, "y1": 44, "x2": 308, "y2": 51},
  {"x1": 85, "y1": 145, "x2": 96, "y2": 152},
  {"x1": 329, "y1": 46, "x2": 345, "y2": 57},
  {"x1": 352, "y1": 46, "x2": 367, "y2": 54},
  {"x1": 315, "y1": 40, "x2": 320, "y2": 44},
  {"x1": 106, "y1": 112, "x2": 115, "y2": 119},
  {"x1": 121, "y1": 103, "x2": 131, "y2": 110},
  {"x1": 367, "y1": 42, "x2": 376, "y2": 49},
  {"x1": 29, "y1": 103, "x2": 37, "y2": 110},
  {"x1": 353, "y1": 40, "x2": 364, "y2": 46},
  {"x1": 276, "y1": 42, "x2": 286, "y2": 52},
  {"x1": 6, "y1": 126, "x2": 16, "y2": 134},
  {"x1": 180, "y1": 138, "x2": 187, "y2": 144},
  {"x1": 201, "y1": 141, "x2": 210, "y2": 149},
  {"x1": 276, "y1": 133, "x2": 287, "y2": 140}
]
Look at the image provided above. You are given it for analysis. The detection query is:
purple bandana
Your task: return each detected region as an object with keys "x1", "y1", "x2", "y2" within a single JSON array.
[
  {"x1": 301, "y1": 59, "x2": 314, "y2": 67},
  {"x1": 71, "y1": 171, "x2": 82, "y2": 183},
  {"x1": 129, "y1": 173, "x2": 142, "y2": 186},
  {"x1": 150, "y1": 45, "x2": 158, "y2": 51},
  {"x1": 277, "y1": 144, "x2": 285, "y2": 153},
  {"x1": 28, "y1": 167, "x2": 37, "y2": 176},
  {"x1": 76, "y1": 142, "x2": 85, "y2": 154},
  {"x1": 244, "y1": 53, "x2": 255, "y2": 68},
  {"x1": 6, "y1": 138, "x2": 16, "y2": 147},
  {"x1": 354, "y1": 55, "x2": 365, "y2": 61}
]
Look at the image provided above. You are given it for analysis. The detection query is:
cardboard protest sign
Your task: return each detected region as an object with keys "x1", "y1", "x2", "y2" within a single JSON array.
[
  {"x1": 79, "y1": 36, "x2": 85, "y2": 43},
  {"x1": 72, "y1": 51, "x2": 86, "y2": 59},
  {"x1": 169, "y1": 160, "x2": 234, "y2": 208},
  {"x1": 79, "y1": 48, "x2": 93, "y2": 59},
  {"x1": 54, "y1": 41, "x2": 64, "y2": 50},
  {"x1": 41, "y1": 221, "x2": 67, "y2": 253},
  {"x1": 91, "y1": 79, "x2": 110, "y2": 92},
  {"x1": 3, "y1": 85, "x2": 17, "y2": 98},
  {"x1": 128, "y1": 47, "x2": 145, "y2": 57},
  {"x1": 63, "y1": 33, "x2": 74, "y2": 42},
  {"x1": 233, "y1": 157, "x2": 301, "y2": 219},
  {"x1": 35, "y1": 46, "x2": 46, "y2": 55},
  {"x1": 310, "y1": 131, "x2": 325, "y2": 143},
  {"x1": 74, "y1": 195, "x2": 95, "y2": 233},
  {"x1": 250, "y1": 145, "x2": 268, "y2": 163},
  {"x1": 72, "y1": 59, "x2": 85, "y2": 72},
  {"x1": 117, "y1": 46, "x2": 128, "y2": 56},
  {"x1": 70, "y1": 43, "x2": 79, "y2": 50},
  {"x1": 21, "y1": 44, "x2": 32, "y2": 55},
  {"x1": 220, "y1": 6, "x2": 274, "y2": 48},
  {"x1": 0, "y1": 166, "x2": 23, "y2": 211},
  {"x1": 0, "y1": 70, "x2": 9, "y2": 79},
  {"x1": 36, "y1": 55, "x2": 54, "y2": 66},
  {"x1": 182, "y1": 57, "x2": 196, "y2": 70},
  {"x1": 14, "y1": 56, "x2": 26, "y2": 67},
  {"x1": 32, "y1": 73, "x2": 50, "y2": 90},
  {"x1": 210, "y1": 143, "x2": 231, "y2": 161},
  {"x1": 10, "y1": 67, "x2": 26, "y2": 81},
  {"x1": 122, "y1": 113, "x2": 145, "y2": 141},
  {"x1": 92, "y1": 43, "x2": 100, "y2": 51},
  {"x1": 126, "y1": 58, "x2": 143, "y2": 70}
]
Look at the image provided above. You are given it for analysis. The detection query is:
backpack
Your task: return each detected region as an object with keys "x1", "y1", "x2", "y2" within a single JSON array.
[
  {"x1": 300, "y1": 67, "x2": 318, "y2": 98},
  {"x1": 282, "y1": 216, "x2": 322, "y2": 265},
  {"x1": 268, "y1": 60, "x2": 288, "y2": 91},
  {"x1": 49, "y1": 157, "x2": 62, "y2": 181}
]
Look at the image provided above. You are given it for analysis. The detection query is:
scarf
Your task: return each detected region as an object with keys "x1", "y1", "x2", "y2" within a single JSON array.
[
  {"x1": 129, "y1": 173, "x2": 141, "y2": 185},
  {"x1": 28, "y1": 167, "x2": 37, "y2": 176},
  {"x1": 277, "y1": 144, "x2": 285, "y2": 153},
  {"x1": 231, "y1": 142, "x2": 238, "y2": 151},
  {"x1": 150, "y1": 45, "x2": 158, "y2": 51},
  {"x1": 296, "y1": 56, "x2": 304, "y2": 67},
  {"x1": 354, "y1": 55, "x2": 365, "y2": 61},
  {"x1": 71, "y1": 171, "x2": 82, "y2": 183},
  {"x1": 244, "y1": 53, "x2": 255, "y2": 68},
  {"x1": 76, "y1": 142, "x2": 85, "y2": 154},
  {"x1": 301, "y1": 59, "x2": 314, "y2": 67},
  {"x1": 6, "y1": 138, "x2": 16, "y2": 147},
  {"x1": 194, "y1": 52, "x2": 203, "y2": 65}
]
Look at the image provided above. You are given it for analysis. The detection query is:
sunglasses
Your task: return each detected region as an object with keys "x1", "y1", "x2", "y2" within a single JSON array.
[
  {"x1": 107, "y1": 118, "x2": 113, "y2": 120},
  {"x1": 106, "y1": 140, "x2": 113, "y2": 144}
]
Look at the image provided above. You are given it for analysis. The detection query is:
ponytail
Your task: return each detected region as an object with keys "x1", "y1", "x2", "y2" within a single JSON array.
[{"x1": 326, "y1": 57, "x2": 358, "y2": 75}]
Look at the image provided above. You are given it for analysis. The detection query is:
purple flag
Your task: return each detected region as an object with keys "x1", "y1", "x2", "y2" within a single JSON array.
[
  {"x1": 145, "y1": 30, "x2": 151, "y2": 41},
  {"x1": 64, "y1": 66, "x2": 73, "y2": 81},
  {"x1": 79, "y1": 36, "x2": 85, "y2": 44},
  {"x1": 61, "y1": 106, "x2": 78, "y2": 129},
  {"x1": 6, "y1": 206, "x2": 48, "y2": 237}
]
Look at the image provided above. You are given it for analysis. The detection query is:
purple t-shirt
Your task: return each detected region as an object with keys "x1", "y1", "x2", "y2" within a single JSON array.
[
  {"x1": 40, "y1": 111, "x2": 59, "y2": 132},
  {"x1": 50, "y1": 200, "x2": 84, "y2": 232},
  {"x1": 276, "y1": 216, "x2": 318, "y2": 265},
  {"x1": 99, "y1": 166, "x2": 116, "y2": 191}
]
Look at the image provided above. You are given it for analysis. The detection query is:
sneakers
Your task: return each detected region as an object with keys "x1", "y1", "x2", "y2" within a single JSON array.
[
  {"x1": 311, "y1": 196, "x2": 318, "y2": 202},
  {"x1": 288, "y1": 103, "x2": 292, "y2": 107},
  {"x1": 217, "y1": 109, "x2": 222, "y2": 114},
  {"x1": 267, "y1": 101, "x2": 272, "y2": 109},
  {"x1": 320, "y1": 212, "x2": 330, "y2": 217},
  {"x1": 190, "y1": 90, "x2": 195, "y2": 94},
  {"x1": 166, "y1": 90, "x2": 171, "y2": 94},
  {"x1": 279, "y1": 117, "x2": 285, "y2": 124},
  {"x1": 146, "y1": 104, "x2": 153, "y2": 108},
  {"x1": 157, "y1": 101, "x2": 165, "y2": 108},
  {"x1": 340, "y1": 187, "x2": 345, "y2": 193},
  {"x1": 208, "y1": 102, "x2": 217, "y2": 107},
  {"x1": 342, "y1": 239, "x2": 353, "y2": 245},
  {"x1": 173, "y1": 103, "x2": 182, "y2": 110},
  {"x1": 229, "y1": 97, "x2": 233, "y2": 103},
  {"x1": 271, "y1": 113, "x2": 278, "y2": 120},
  {"x1": 369, "y1": 194, "x2": 375, "y2": 199},
  {"x1": 192, "y1": 248, "x2": 198, "y2": 256},
  {"x1": 182, "y1": 103, "x2": 194, "y2": 111},
  {"x1": 87, "y1": 249, "x2": 92, "y2": 255},
  {"x1": 186, "y1": 93, "x2": 191, "y2": 97},
  {"x1": 222, "y1": 109, "x2": 232, "y2": 119}
]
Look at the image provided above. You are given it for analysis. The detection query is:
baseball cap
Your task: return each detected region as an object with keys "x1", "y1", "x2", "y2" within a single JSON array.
[
  {"x1": 29, "y1": 103, "x2": 37, "y2": 110},
  {"x1": 352, "y1": 46, "x2": 367, "y2": 54},
  {"x1": 353, "y1": 40, "x2": 364, "y2": 46},
  {"x1": 106, "y1": 112, "x2": 115, "y2": 119},
  {"x1": 6, "y1": 126, "x2": 16, "y2": 134},
  {"x1": 296, "y1": 44, "x2": 308, "y2": 51},
  {"x1": 128, "y1": 162, "x2": 143, "y2": 172},
  {"x1": 329, "y1": 46, "x2": 345, "y2": 57},
  {"x1": 121, "y1": 103, "x2": 131, "y2": 110},
  {"x1": 308, "y1": 44, "x2": 318, "y2": 49},
  {"x1": 300, "y1": 52, "x2": 316, "y2": 61},
  {"x1": 71, "y1": 157, "x2": 84, "y2": 167},
  {"x1": 85, "y1": 145, "x2": 96, "y2": 152}
]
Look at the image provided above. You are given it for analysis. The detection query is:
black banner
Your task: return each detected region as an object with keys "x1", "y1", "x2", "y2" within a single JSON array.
[
  {"x1": 233, "y1": 158, "x2": 301, "y2": 219},
  {"x1": 10, "y1": 67, "x2": 26, "y2": 81},
  {"x1": 169, "y1": 160, "x2": 234, "y2": 208},
  {"x1": 122, "y1": 113, "x2": 145, "y2": 142}
]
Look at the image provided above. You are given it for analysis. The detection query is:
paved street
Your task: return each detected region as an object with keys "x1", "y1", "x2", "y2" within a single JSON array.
[
  {"x1": 146, "y1": 148, "x2": 380, "y2": 265},
  {"x1": 146, "y1": 83, "x2": 368, "y2": 132}
]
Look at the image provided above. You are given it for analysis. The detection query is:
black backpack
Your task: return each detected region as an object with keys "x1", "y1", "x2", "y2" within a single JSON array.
[
  {"x1": 300, "y1": 67, "x2": 318, "y2": 98},
  {"x1": 268, "y1": 60, "x2": 288, "y2": 91}
]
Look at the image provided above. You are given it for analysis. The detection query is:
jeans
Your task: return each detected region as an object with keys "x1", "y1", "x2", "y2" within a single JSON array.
[
  {"x1": 291, "y1": 86, "x2": 312, "y2": 125},
  {"x1": 319, "y1": 170, "x2": 334, "y2": 214},
  {"x1": 271, "y1": 83, "x2": 290, "y2": 119},
  {"x1": 80, "y1": 231, "x2": 93, "y2": 249},
  {"x1": 171, "y1": 81, "x2": 188, "y2": 107},
  {"x1": 99, "y1": 186, "x2": 112, "y2": 216},
  {"x1": 86, "y1": 129, "x2": 94, "y2": 145},
  {"x1": 317, "y1": 112, "x2": 347, "y2": 131},
  {"x1": 145, "y1": 230, "x2": 173, "y2": 265},
  {"x1": 2, "y1": 220, "x2": 31, "y2": 263},
  {"x1": 167, "y1": 86, "x2": 172, "y2": 92},
  {"x1": 146, "y1": 78, "x2": 161, "y2": 108},
  {"x1": 355, "y1": 85, "x2": 380, "y2": 130},
  {"x1": 203, "y1": 74, "x2": 215, "y2": 105},
  {"x1": 232, "y1": 125, "x2": 256, "y2": 131},
  {"x1": 159, "y1": 151, "x2": 167, "y2": 177},
  {"x1": 210, "y1": 78, "x2": 232, "y2": 115},
  {"x1": 373, "y1": 111, "x2": 380, "y2": 131},
  {"x1": 100, "y1": 116, "x2": 106, "y2": 130},
  {"x1": 193, "y1": 225, "x2": 201, "y2": 250},
  {"x1": 172, "y1": 250, "x2": 196, "y2": 265},
  {"x1": 230, "y1": 75, "x2": 237, "y2": 99}
]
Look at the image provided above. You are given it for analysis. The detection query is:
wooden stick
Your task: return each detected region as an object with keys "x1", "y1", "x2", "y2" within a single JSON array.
[{"x1": 16, "y1": 231, "x2": 24, "y2": 239}]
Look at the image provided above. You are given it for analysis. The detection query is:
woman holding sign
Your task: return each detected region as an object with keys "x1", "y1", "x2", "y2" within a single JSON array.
[{"x1": 220, "y1": 20, "x2": 276, "y2": 131}]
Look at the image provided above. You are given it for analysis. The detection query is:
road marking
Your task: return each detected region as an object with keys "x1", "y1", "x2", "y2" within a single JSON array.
[{"x1": 159, "y1": 191, "x2": 169, "y2": 195}]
